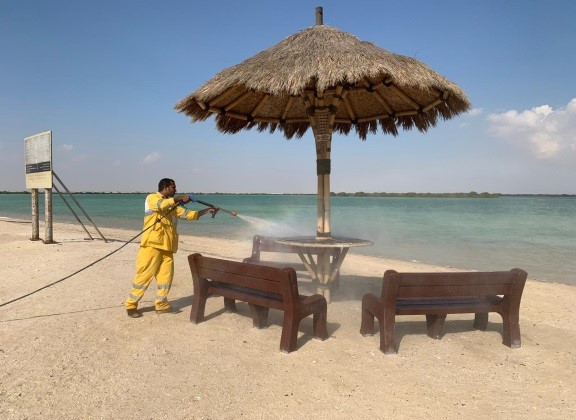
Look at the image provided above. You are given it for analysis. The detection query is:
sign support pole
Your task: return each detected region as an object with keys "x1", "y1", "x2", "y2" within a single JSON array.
[
  {"x1": 44, "y1": 188, "x2": 53, "y2": 244},
  {"x1": 31, "y1": 189, "x2": 40, "y2": 241},
  {"x1": 25, "y1": 131, "x2": 53, "y2": 243}
]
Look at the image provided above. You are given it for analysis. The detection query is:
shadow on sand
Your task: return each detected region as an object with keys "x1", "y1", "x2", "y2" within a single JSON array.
[{"x1": 169, "y1": 294, "x2": 341, "y2": 347}]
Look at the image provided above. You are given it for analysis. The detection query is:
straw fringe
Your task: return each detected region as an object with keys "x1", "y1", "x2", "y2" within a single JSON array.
[{"x1": 175, "y1": 25, "x2": 470, "y2": 140}]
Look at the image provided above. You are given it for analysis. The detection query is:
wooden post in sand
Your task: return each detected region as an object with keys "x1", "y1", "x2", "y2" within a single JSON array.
[
  {"x1": 44, "y1": 188, "x2": 53, "y2": 244},
  {"x1": 31, "y1": 189, "x2": 39, "y2": 241}
]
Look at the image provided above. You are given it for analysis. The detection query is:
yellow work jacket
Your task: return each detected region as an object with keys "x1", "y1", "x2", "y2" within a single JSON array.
[{"x1": 140, "y1": 192, "x2": 200, "y2": 252}]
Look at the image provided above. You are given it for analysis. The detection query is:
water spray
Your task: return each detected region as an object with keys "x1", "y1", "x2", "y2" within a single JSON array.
[{"x1": 190, "y1": 197, "x2": 238, "y2": 218}]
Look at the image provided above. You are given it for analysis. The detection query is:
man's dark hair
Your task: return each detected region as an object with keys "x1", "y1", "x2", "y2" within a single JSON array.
[{"x1": 158, "y1": 178, "x2": 175, "y2": 191}]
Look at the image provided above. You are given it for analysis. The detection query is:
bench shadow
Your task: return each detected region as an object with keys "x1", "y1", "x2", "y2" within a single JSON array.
[
  {"x1": 169, "y1": 294, "x2": 194, "y2": 311},
  {"x1": 174, "y1": 294, "x2": 340, "y2": 348},
  {"x1": 377, "y1": 318, "x2": 504, "y2": 350}
]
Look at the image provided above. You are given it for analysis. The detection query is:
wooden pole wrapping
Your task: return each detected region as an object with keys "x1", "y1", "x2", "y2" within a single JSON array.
[{"x1": 313, "y1": 107, "x2": 332, "y2": 238}]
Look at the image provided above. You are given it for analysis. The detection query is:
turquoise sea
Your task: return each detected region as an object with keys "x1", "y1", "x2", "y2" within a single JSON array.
[{"x1": 1, "y1": 193, "x2": 575, "y2": 285}]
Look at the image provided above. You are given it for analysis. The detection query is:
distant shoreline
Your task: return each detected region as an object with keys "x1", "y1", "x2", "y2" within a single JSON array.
[{"x1": 1, "y1": 191, "x2": 575, "y2": 198}]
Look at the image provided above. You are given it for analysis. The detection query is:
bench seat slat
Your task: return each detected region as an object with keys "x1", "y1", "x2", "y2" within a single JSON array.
[
  {"x1": 208, "y1": 286, "x2": 285, "y2": 311},
  {"x1": 398, "y1": 284, "x2": 511, "y2": 297},
  {"x1": 199, "y1": 258, "x2": 287, "y2": 279},
  {"x1": 399, "y1": 272, "x2": 515, "y2": 286},
  {"x1": 397, "y1": 296, "x2": 503, "y2": 315},
  {"x1": 198, "y1": 267, "x2": 283, "y2": 294},
  {"x1": 397, "y1": 296, "x2": 503, "y2": 306}
]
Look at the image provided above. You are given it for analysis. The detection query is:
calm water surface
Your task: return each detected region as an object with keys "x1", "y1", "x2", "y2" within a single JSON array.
[{"x1": 1, "y1": 193, "x2": 574, "y2": 285}]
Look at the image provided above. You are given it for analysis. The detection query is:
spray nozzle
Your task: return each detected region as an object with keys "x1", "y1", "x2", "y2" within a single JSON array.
[{"x1": 189, "y1": 196, "x2": 238, "y2": 217}]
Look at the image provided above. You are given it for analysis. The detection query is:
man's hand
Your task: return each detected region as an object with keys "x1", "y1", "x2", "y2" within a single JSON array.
[
  {"x1": 174, "y1": 195, "x2": 192, "y2": 204},
  {"x1": 201, "y1": 207, "x2": 219, "y2": 218}
]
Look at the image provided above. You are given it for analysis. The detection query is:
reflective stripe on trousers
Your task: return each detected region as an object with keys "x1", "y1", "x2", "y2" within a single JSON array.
[{"x1": 124, "y1": 246, "x2": 174, "y2": 311}]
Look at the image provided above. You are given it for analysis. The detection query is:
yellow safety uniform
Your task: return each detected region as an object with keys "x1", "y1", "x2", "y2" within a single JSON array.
[{"x1": 125, "y1": 192, "x2": 200, "y2": 311}]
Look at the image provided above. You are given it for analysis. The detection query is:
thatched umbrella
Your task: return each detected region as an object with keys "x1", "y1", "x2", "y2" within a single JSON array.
[{"x1": 176, "y1": 7, "x2": 470, "y2": 238}]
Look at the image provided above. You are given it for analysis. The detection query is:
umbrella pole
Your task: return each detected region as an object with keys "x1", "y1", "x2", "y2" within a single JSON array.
[
  {"x1": 312, "y1": 104, "x2": 333, "y2": 238},
  {"x1": 316, "y1": 173, "x2": 330, "y2": 237},
  {"x1": 313, "y1": 109, "x2": 333, "y2": 299},
  {"x1": 308, "y1": 86, "x2": 347, "y2": 300}
]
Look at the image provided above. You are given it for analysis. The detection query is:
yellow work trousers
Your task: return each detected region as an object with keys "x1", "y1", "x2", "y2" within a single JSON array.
[{"x1": 124, "y1": 246, "x2": 174, "y2": 311}]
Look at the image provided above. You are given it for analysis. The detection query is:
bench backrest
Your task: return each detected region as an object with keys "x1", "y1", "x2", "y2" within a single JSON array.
[
  {"x1": 188, "y1": 253, "x2": 300, "y2": 301},
  {"x1": 382, "y1": 269, "x2": 527, "y2": 301},
  {"x1": 249, "y1": 235, "x2": 299, "y2": 261}
]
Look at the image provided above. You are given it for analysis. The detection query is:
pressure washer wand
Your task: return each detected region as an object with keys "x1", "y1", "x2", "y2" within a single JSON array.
[{"x1": 191, "y1": 198, "x2": 238, "y2": 217}]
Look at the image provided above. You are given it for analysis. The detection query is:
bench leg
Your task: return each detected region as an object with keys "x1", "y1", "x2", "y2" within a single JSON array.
[
  {"x1": 360, "y1": 294, "x2": 397, "y2": 354},
  {"x1": 380, "y1": 315, "x2": 397, "y2": 355},
  {"x1": 426, "y1": 314, "x2": 447, "y2": 339},
  {"x1": 249, "y1": 305, "x2": 269, "y2": 329},
  {"x1": 224, "y1": 297, "x2": 238, "y2": 313},
  {"x1": 473, "y1": 312, "x2": 489, "y2": 331},
  {"x1": 501, "y1": 310, "x2": 521, "y2": 348},
  {"x1": 312, "y1": 304, "x2": 328, "y2": 341},
  {"x1": 360, "y1": 294, "x2": 378, "y2": 336},
  {"x1": 280, "y1": 315, "x2": 300, "y2": 353},
  {"x1": 190, "y1": 293, "x2": 208, "y2": 324}
]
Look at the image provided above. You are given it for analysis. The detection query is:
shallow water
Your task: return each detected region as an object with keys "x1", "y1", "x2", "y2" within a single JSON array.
[{"x1": 1, "y1": 193, "x2": 575, "y2": 284}]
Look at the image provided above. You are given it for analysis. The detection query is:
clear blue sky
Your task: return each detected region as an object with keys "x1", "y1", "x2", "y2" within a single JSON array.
[{"x1": 2, "y1": 0, "x2": 575, "y2": 194}]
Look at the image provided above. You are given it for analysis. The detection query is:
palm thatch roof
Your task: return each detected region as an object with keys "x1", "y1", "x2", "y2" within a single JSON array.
[{"x1": 175, "y1": 24, "x2": 470, "y2": 140}]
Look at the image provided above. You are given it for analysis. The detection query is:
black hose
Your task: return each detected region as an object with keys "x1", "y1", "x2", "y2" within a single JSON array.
[{"x1": 0, "y1": 203, "x2": 181, "y2": 308}]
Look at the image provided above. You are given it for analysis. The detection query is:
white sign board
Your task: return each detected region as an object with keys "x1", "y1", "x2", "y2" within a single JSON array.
[{"x1": 25, "y1": 131, "x2": 53, "y2": 189}]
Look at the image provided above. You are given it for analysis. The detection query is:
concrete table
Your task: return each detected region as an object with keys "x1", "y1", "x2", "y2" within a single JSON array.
[{"x1": 275, "y1": 236, "x2": 373, "y2": 303}]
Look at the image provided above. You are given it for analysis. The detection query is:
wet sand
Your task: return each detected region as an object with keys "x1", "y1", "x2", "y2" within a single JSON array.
[{"x1": 1, "y1": 219, "x2": 575, "y2": 419}]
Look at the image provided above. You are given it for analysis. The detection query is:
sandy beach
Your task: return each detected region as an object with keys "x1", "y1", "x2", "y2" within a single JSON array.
[{"x1": 1, "y1": 219, "x2": 575, "y2": 419}]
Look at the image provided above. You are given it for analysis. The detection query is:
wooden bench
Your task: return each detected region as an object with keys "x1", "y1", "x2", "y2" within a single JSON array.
[
  {"x1": 360, "y1": 268, "x2": 527, "y2": 354},
  {"x1": 188, "y1": 253, "x2": 328, "y2": 353},
  {"x1": 244, "y1": 235, "x2": 300, "y2": 264},
  {"x1": 243, "y1": 235, "x2": 341, "y2": 285}
]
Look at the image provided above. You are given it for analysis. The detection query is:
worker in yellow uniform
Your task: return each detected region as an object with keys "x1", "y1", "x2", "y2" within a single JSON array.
[{"x1": 125, "y1": 178, "x2": 216, "y2": 318}]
